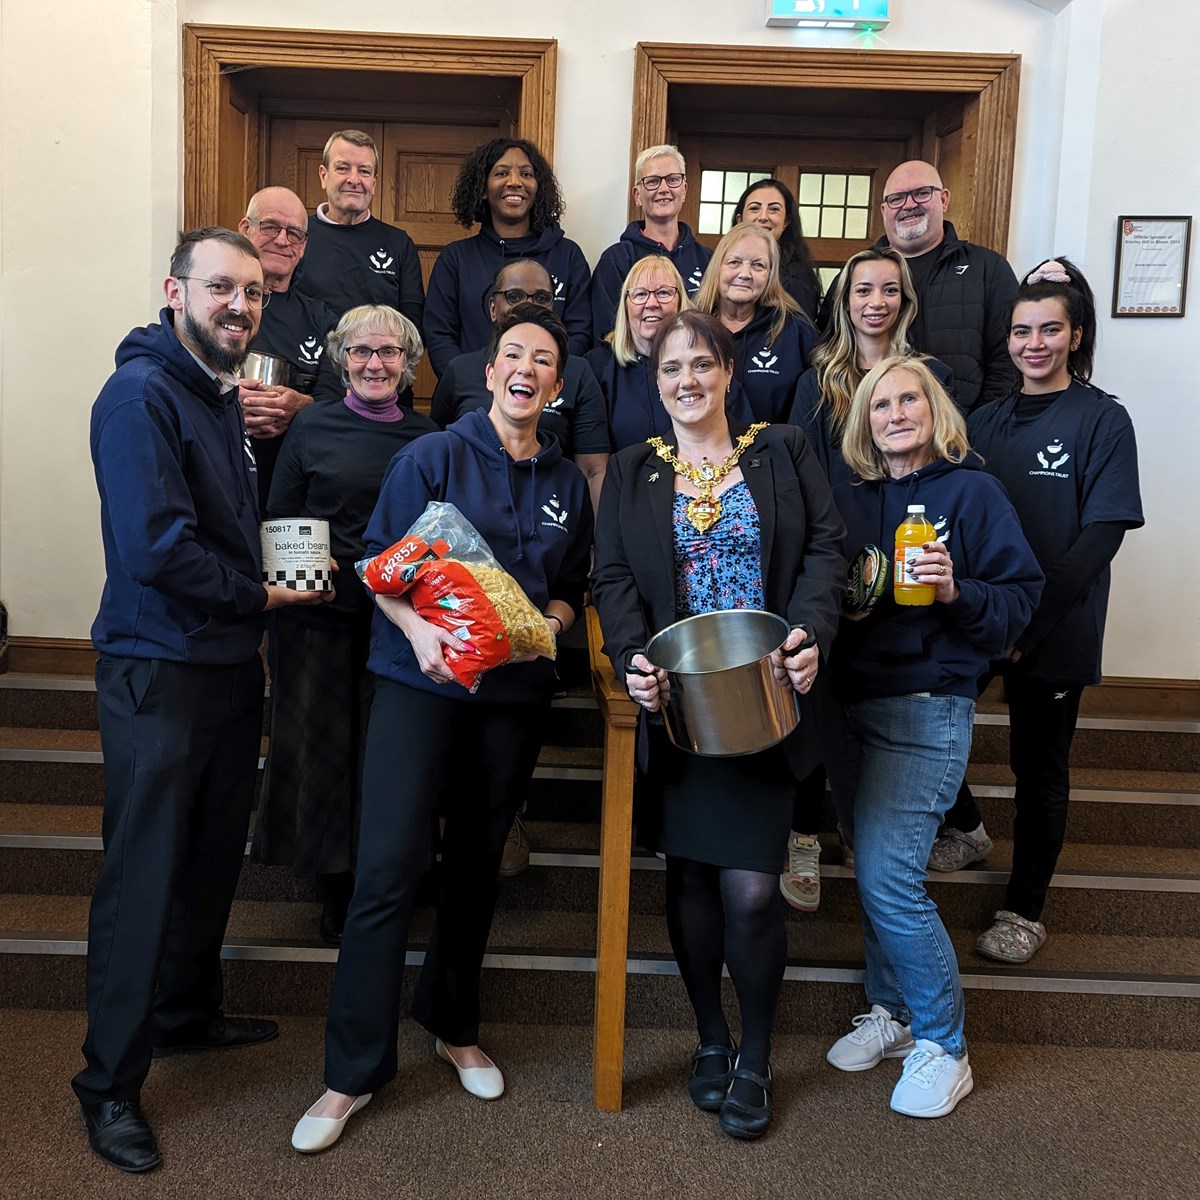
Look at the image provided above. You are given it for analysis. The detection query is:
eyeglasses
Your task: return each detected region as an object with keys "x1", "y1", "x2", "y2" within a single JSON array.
[
  {"x1": 883, "y1": 185, "x2": 940, "y2": 209},
  {"x1": 494, "y1": 288, "x2": 555, "y2": 307},
  {"x1": 177, "y1": 276, "x2": 270, "y2": 307},
  {"x1": 628, "y1": 286, "x2": 680, "y2": 305},
  {"x1": 638, "y1": 173, "x2": 686, "y2": 191},
  {"x1": 345, "y1": 344, "x2": 404, "y2": 363},
  {"x1": 247, "y1": 218, "x2": 308, "y2": 246}
]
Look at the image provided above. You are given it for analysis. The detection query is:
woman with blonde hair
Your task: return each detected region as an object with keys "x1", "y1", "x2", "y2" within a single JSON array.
[
  {"x1": 587, "y1": 255, "x2": 753, "y2": 449},
  {"x1": 825, "y1": 354, "x2": 1042, "y2": 1118},
  {"x1": 692, "y1": 222, "x2": 818, "y2": 423},
  {"x1": 788, "y1": 247, "x2": 954, "y2": 489}
]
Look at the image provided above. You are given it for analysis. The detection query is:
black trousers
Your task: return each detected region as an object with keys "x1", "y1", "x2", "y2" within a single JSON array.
[
  {"x1": 944, "y1": 672, "x2": 1083, "y2": 923},
  {"x1": 72, "y1": 655, "x2": 264, "y2": 1105},
  {"x1": 323, "y1": 678, "x2": 545, "y2": 1096}
]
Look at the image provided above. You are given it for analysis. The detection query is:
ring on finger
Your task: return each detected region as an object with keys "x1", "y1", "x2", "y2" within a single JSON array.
[{"x1": 938, "y1": 565, "x2": 946, "y2": 576}]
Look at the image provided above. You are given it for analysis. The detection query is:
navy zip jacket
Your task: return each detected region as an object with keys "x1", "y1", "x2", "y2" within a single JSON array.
[
  {"x1": 90, "y1": 309, "x2": 267, "y2": 665},
  {"x1": 423, "y1": 221, "x2": 593, "y2": 376},
  {"x1": 589, "y1": 221, "x2": 712, "y2": 344},
  {"x1": 363, "y1": 409, "x2": 593, "y2": 703},
  {"x1": 832, "y1": 455, "x2": 1043, "y2": 701},
  {"x1": 731, "y1": 307, "x2": 820, "y2": 424}
]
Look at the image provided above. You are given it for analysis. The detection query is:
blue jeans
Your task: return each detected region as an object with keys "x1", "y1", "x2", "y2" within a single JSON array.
[{"x1": 846, "y1": 693, "x2": 974, "y2": 1058}]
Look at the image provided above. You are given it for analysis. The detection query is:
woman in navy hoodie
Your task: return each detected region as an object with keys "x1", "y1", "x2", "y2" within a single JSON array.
[
  {"x1": 291, "y1": 305, "x2": 593, "y2": 1153},
  {"x1": 692, "y1": 222, "x2": 819, "y2": 423},
  {"x1": 424, "y1": 138, "x2": 592, "y2": 376},
  {"x1": 826, "y1": 356, "x2": 1042, "y2": 1120}
]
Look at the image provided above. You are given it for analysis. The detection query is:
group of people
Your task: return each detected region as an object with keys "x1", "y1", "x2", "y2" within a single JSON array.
[{"x1": 76, "y1": 129, "x2": 1142, "y2": 1172}]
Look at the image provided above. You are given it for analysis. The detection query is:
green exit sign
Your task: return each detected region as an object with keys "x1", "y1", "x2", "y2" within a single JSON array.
[{"x1": 765, "y1": 0, "x2": 890, "y2": 28}]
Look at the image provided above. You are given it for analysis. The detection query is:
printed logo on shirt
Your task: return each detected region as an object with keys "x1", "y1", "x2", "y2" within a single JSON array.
[
  {"x1": 748, "y1": 345, "x2": 779, "y2": 373},
  {"x1": 368, "y1": 248, "x2": 395, "y2": 275},
  {"x1": 545, "y1": 394, "x2": 566, "y2": 410},
  {"x1": 298, "y1": 336, "x2": 323, "y2": 366},
  {"x1": 243, "y1": 433, "x2": 258, "y2": 474},
  {"x1": 955, "y1": 265, "x2": 970, "y2": 276},
  {"x1": 540, "y1": 495, "x2": 570, "y2": 531},
  {"x1": 551, "y1": 274, "x2": 565, "y2": 301},
  {"x1": 686, "y1": 267, "x2": 704, "y2": 293},
  {"x1": 932, "y1": 514, "x2": 950, "y2": 545},
  {"x1": 1031, "y1": 439, "x2": 1071, "y2": 478}
]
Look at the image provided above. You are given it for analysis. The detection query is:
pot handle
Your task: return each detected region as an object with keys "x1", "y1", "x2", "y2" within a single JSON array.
[
  {"x1": 626, "y1": 648, "x2": 653, "y2": 677},
  {"x1": 787, "y1": 624, "x2": 817, "y2": 653}
]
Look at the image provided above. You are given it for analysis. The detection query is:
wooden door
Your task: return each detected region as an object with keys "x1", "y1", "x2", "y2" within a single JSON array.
[
  {"x1": 267, "y1": 116, "x2": 500, "y2": 404},
  {"x1": 676, "y1": 132, "x2": 913, "y2": 291}
]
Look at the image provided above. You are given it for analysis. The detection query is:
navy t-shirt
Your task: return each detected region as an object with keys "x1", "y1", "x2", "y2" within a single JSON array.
[{"x1": 968, "y1": 379, "x2": 1143, "y2": 683}]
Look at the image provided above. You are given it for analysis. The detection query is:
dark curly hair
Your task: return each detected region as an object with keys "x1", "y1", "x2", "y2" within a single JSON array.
[{"x1": 450, "y1": 138, "x2": 566, "y2": 233}]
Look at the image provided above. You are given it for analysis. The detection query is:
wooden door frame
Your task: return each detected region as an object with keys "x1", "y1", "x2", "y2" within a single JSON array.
[
  {"x1": 182, "y1": 24, "x2": 558, "y2": 229},
  {"x1": 631, "y1": 44, "x2": 1020, "y2": 254}
]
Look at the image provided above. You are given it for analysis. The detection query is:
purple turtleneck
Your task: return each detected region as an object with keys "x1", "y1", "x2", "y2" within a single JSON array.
[{"x1": 343, "y1": 386, "x2": 405, "y2": 423}]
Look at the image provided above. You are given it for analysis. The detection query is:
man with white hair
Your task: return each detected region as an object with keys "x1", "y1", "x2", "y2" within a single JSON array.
[{"x1": 589, "y1": 144, "x2": 711, "y2": 343}]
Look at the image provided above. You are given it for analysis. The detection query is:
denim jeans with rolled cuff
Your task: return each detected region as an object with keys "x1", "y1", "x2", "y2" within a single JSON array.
[{"x1": 846, "y1": 693, "x2": 974, "y2": 1059}]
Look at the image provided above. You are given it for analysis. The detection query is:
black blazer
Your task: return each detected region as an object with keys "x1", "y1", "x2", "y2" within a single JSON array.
[{"x1": 590, "y1": 421, "x2": 847, "y2": 775}]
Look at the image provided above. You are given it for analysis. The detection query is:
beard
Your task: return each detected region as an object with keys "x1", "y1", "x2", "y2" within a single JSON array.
[
  {"x1": 893, "y1": 211, "x2": 930, "y2": 243},
  {"x1": 181, "y1": 302, "x2": 254, "y2": 375}
]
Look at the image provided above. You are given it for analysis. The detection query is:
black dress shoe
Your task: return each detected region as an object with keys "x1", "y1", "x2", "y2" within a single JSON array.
[
  {"x1": 81, "y1": 1099, "x2": 161, "y2": 1173},
  {"x1": 319, "y1": 899, "x2": 345, "y2": 945},
  {"x1": 686, "y1": 1042, "x2": 736, "y2": 1112},
  {"x1": 152, "y1": 1014, "x2": 279, "y2": 1057},
  {"x1": 718, "y1": 1062, "x2": 773, "y2": 1140}
]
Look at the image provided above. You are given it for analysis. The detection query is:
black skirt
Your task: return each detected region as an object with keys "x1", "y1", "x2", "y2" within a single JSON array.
[
  {"x1": 638, "y1": 720, "x2": 794, "y2": 874},
  {"x1": 251, "y1": 609, "x2": 373, "y2": 877}
]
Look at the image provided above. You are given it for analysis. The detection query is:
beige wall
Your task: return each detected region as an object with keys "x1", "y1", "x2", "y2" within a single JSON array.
[{"x1": 0, "y1": 0, "x2": 1194, "y2": 680}]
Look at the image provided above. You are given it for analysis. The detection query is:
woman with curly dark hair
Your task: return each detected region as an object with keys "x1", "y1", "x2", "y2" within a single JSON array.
[
  {"x1": 732, "y1": 179, "x2": 823, "y2": 322},
  {"x1": 424, "y1": 137, "x2": 593, "y2": 376}
]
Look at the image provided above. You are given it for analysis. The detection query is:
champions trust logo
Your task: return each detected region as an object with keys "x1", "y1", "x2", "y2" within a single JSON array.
[
  {"x1": 368, "y1": 248, "x2": 395, "y2": 274},
  {"x1": 298, "y1": 337, "x2": 323, "y2": 366},
  {"x1": 748, "y1": 345, "x2": 779, "y2": 373},
  {"x1": 540, "y1": 495, "x2": 569, "y2": 532},
  {"x1": 1030, "y1": 439, "x2": 1071, "y2": 479}
]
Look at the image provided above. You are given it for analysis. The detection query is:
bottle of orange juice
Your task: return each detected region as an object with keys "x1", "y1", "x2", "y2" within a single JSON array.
[{"x1": 894, "y1": 504, "x2": 936, "y2": 606}]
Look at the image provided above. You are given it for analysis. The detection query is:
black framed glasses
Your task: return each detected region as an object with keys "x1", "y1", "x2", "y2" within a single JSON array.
[
  {"x1": 627, "y1": 286, "x2": 680, "y2": 305},
  {"x1": 883, "y1": 185, "x2": 939, "y2": 209},
  {"x1": 248, "y1": 218, "x2": 308, "y2": 245},
  {"x1": 638, "y1": 173, "x2": 685, "y2": 190},
  {"x1": 177, "y1": 276, "x2": 270, "y2": 307},
  {"x1": 493, "y1": 287, "x2": 555, "y2": 307},
  {"x1": 346, "y1": 344, "x2": 404, "y2": 363}
]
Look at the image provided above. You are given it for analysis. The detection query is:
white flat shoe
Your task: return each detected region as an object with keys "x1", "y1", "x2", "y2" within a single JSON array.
[
  {"x1": 291, "y1": 1091, "x2": 372, "y2": 1152},
  {"x1": 435, "y1": 1038, "x2": 505, "y2": 1100}
]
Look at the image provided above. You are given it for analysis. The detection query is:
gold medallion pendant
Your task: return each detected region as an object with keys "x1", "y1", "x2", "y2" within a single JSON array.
[{"x1": 648, "y1": 423, "x2": 768, "y2": 534}]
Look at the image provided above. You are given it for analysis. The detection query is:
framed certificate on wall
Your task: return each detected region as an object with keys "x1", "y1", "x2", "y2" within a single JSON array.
[{"x1": 1112, "y1": 215, "x2": 1192, "y2": 317}]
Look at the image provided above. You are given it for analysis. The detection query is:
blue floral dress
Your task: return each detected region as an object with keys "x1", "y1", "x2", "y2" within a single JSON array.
[{"x1": 645, "y1": 481, "x2": 795, "y2": 873}]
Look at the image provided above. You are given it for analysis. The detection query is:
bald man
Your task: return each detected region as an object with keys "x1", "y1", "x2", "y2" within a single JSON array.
[
  {"x1": 823, "y1": 160, "x2": 1018, "y2": 413},
  {"x1": 237, "y1": 187, "x2": 342, "y2": 510}
]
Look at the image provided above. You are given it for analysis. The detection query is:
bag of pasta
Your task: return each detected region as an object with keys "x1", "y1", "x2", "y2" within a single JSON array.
[{"x1": 356, "y1": 501, "x2": 556, "y2": 693}]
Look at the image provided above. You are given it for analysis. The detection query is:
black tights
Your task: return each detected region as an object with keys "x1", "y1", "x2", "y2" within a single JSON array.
[{"x1": 665, "y1": 856, "x2": 785, "y2": 1093}]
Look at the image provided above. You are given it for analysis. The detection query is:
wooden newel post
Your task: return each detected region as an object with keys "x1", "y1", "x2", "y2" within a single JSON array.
[{"x1": 586, "y1": 605, "x2": 639, "y2": 1112}]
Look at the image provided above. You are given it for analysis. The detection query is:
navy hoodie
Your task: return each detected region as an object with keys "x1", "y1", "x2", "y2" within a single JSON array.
[
  {"x1": 363, "y1": 408, "x2": 594, "y2": 703},
  {"x1": 589, "y1": 221, "x2": 712, "y2": 344},
  {"x1": 423, "y1": 221, "x2": 593, "y2": 376},
  {"x1": 832, "y1": 455, "x2": 1043, "y2": 701},
  {"x1": 731, "y1": 306, "x2": 820, "y2": 424},
  {"x1": 90, "y1": 309, "x2": 267, "y2": 665}
]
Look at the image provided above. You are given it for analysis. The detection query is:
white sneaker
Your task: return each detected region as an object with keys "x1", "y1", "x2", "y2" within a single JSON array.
[
  {"x1": 827, "y1": 1004, "x2": 916, "y2": 1072},
  {"x1": 889, "y1": 1040, "x2": 973, "y2": 1118}
]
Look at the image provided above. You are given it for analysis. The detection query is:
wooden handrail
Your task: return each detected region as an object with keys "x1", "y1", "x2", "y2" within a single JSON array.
[{"x1": 585, "y1": 604, "x2": 639, "y2": 1111}]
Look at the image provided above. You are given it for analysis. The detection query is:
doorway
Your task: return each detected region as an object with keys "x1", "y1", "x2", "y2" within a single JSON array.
[
  {"x1": 183, "y1": 26, "x2": 559, "y2": 403},
  {"x1": 631, "y1": 43, "x2": 1020, "y2": 290}
]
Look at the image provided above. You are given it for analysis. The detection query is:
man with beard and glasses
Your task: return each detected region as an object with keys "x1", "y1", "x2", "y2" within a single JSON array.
[
  {"x1": 75, "y1": 228, "x2": 330, "y2": 1175},
  {"x1": 820, "y1": 160, "x2": 1018, "y2": 414},
  {"x1": 237, "y1": 186, "x2": 342, "y2": 512}
]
